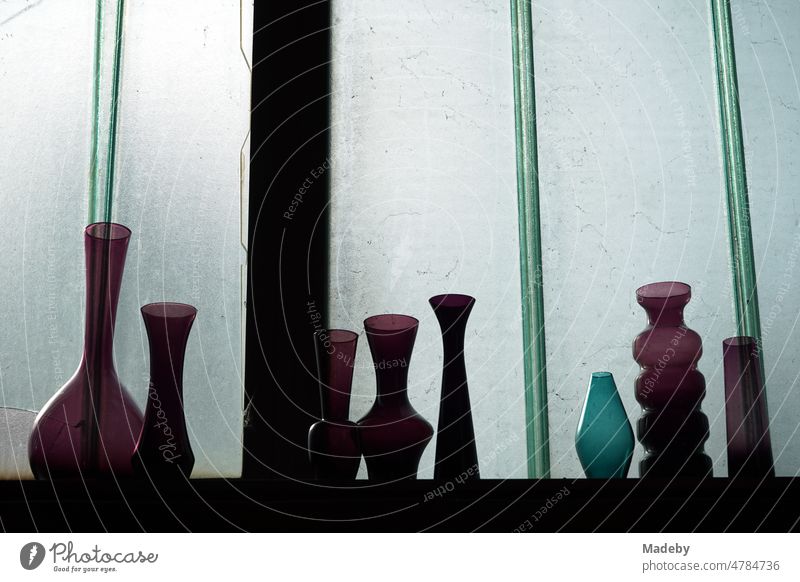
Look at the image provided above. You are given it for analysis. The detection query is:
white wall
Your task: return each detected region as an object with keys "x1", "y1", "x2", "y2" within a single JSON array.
[
  {"x1": 330, "y1": 0, "x2": 528, "y2": 478},
  {"x1": 734, "y1": 0, "x2": 800, "y2": 477},
  {"x1": 534, "y1": 0, "x2": 735, "y2": 478}
]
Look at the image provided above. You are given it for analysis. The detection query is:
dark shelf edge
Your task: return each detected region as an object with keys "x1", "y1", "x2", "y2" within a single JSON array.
[{"x1": 1, "y1": 477, "x2": 798, "y2": 532}]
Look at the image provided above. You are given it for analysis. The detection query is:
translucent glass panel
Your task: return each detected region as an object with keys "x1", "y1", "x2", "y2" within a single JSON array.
[
  {"x1": 734, "y1": 0, "x2": 800, "y2": 477},
  {"x1": 534, "y1": 0, "x2": 735, "y2": 477},
  {"x1": 0, "y1": 0, "x2": 94, "y2": 479},
  {"x1": 330, "y1": 0, "x2": 527, "y2": 477},
  {"x1": 0, "y1": 1, "x2": 251, "y2": 478},
  {"x1": 111, "y1": 1, "x2": 251, "y2": 478}
]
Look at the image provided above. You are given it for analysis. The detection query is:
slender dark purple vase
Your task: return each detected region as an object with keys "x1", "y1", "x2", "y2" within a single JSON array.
[
  {"x1": 308, "y1": 329, "x2": 361, "y2": 479},
  {"x1": 633, "y1": 282, "x2": 712, "y2": 477},
  {"x1": 722, "y1": 336, "x2": 774, "y2": 478},
  {"x1": 28, "y1": 223, "x2": 144, "y2": 479},
  {"x1": 358, "y1": 314, "x2": 433, "y2": 480},
  {"x1": 429, "y1": 294, "x2": 479, "y2": 480},
  {"x1": 132, "y1": 302, "x2": 197, "y2": 479}
]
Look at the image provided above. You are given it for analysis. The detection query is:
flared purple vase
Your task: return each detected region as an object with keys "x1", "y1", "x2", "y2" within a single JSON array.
[
  {"x1": 429, "y1": 294, "x2": 479, "y2": 480},
  {"x1": 358, "y1": 314, "x2": 433, "y2": 481},
  {"x1": 722, "y1": 336, "x2": 774, "y2": 478},
  {"x1": 29, "y1": 223, "x2": 144, "y2": 479},
  {"x1": 132, "y1": 302, "x2": 197, "y2": 479},
  {"x1": 308, "y1": 329, "x2": 361, "y2": 479},
  {"x1": 633, "y1": 282, "x2": 712, "y2": 477}
]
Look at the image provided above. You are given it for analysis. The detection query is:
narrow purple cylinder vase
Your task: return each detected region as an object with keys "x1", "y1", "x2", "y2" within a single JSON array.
[
  {"x1": 132, "y1": 302, "x2": 197, "y2": 478},
  {"x1": 358, "y1": 314, "x2": 433, "y2": 481},
  {"x1": 308, "y1": 329, "x2": 361, "y2": 479},
  {"x1": 722, "y1": 336, "x2": 774, "y2": 478},
  {"x1": 429, "y1": 294, "x2": 479, "y2": 480},
  {"x1": 633, "y1": 282, "x2": 712, "y2": 477},
  {"x1": 29, "y1": 223, "x2": 144, "y2": 478}
]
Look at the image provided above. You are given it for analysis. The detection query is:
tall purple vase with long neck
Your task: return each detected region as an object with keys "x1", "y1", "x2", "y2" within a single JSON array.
[
  {"x1": 722, "y1": 336, "x2": 774, "y2": 478},
  {"x1": 358, "y1": 314, "x2": 433, "y2": 480},
  {"x1": 429, "y1": 294, "x2": 479, "y2": 480},
  {"x1": 633, "y1": 282, "x2": 712, "y2": 477},
  {"x1": 308, "y1": 329, "x2": 361, "y2": 479},
  {"x1": 29, "y1": 223, "x2": 144, "y2": 479},
  {"x1": 132, "y1": 302, "x2": 197, "y2": 478}
]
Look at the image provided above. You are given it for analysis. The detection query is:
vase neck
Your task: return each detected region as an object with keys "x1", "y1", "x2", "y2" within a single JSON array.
[
  {"x1": 364, "y1": 317, "x2": 417, "y2": 408},
  {"x1": 320, "y1": 354, "x2": 355, "y2": 420},
  {"x1": 82, "y1": 226, "x2": 130, "y2": 371},
  {"x1": 637, "y1": 282, "x2": 691, "y2": 328},
  {"x1": 142, "y1": 304, "x2": 197, "y2": 397},
  {"x1": 374, "y1": 364, "x2": 412, "y2": 407},
  {"x1": 643, "y1": 304, "x2": 685, "y2": 327},
  {"x1": 429, "y1": 294, "x2": 474, "y2": 357},
  {"x1": 316, "y1": 330, "x2": 358, "y2": 421}
]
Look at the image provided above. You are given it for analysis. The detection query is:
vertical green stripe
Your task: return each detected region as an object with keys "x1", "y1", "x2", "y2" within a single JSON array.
[
  {"x1": 710, "y1": 1, "x2": 764, "y2": 350},
  {"x1": 510, "y1": 0, "x2": 550, "y2": 478},
  {"x1": 89, "y1": 0, "x2": 125, "y2": 224},
  {"x1": 103, "y1": 0, "x2": 125, "y2": 223},
  {"x1": 88, "y1": 0, "x2": 104, "y2": 223}
]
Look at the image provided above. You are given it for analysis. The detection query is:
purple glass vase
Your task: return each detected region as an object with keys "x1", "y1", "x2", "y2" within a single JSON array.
[
  {"x1": 429, "y1": 294, "x2": 479, "y2": 480},
  {"x1": 357, "y1": 314, "x2": 433, "y2": 481},
  {"x1": 308, "y1": 329, "x2": 361, "y2": 479},
  {"x1": 633, "y1": 282, "x2": 712, "y2": 477},
  {"x1": 28, "y1": 223, "x2": 144, "y2": 479},
  {"x1": 132, "y1": 302, "x2": 197, "y2": 479},
  {"x1": 722, "y1": 336, "x2": 774, "y2": 478}
]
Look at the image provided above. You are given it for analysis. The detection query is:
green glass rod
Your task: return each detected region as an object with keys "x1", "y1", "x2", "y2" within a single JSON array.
[
  {"x1": 710, "y1": 0, "x2": 764, "y2": 350},
  {"x1": 88, "y1": 0, "x2": 126, "y2": 224},
  {"x1": 510, "y1": 0, "x2": 550, "y2": 478}
]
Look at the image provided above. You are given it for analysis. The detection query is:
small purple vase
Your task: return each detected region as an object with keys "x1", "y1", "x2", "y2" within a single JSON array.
[
  {"x1": 358, "y1": 314, "x2": 433, "y2": 481},
  {"x1": 429, "y1": 294, "x2": 479, "y2": 480},
  {"x1": 722, "y1": 336, "x2": 774, "y2": 478},
  {"x1": 132, "y1": 302, "x2": 197, "y2": 478},
  {"x1": 633, "y1": 282, "x2": 712, "y2": 477},
  {"x1": 308, "y1": 329, "x2": 361, "y2": 479},
  {"x1": 29, "y1": 223, "x2": 143, "y2": 479}
]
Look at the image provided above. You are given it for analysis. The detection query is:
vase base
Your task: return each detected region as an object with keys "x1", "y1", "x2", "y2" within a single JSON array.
[
  {"x1": 639, "y1": 453, "x2": 713, "y2": 478},
  {"x1": 308, "y1": 420, "x2": 361, "y2": 480}
]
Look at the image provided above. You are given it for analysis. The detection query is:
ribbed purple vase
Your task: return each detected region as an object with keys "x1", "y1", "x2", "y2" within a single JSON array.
[
  {"x1": 633, "y1": 282, "x2": 712, "y2": 477},
  {"x1": 308, "y1": 329, "x2": 361, "y2": 479},
  {"x1": 132, "y1": 302, "x2": 197, "y2": 479},
  {"x1": 722, "y1": 336, "x2": 774, "y2": 478},
  {"x1": 429, "y1": 294, "x2": 479, "y2": 480},
  {"x1": 28, "y1": 223, "x2": 144, "y2": 479},
  {"x1": 358, "y1": 314, "x2": 433, "y2": 481}
]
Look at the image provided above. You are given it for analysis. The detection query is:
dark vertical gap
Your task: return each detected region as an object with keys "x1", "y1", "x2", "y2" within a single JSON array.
[{"x1": 243, "y1": 1, "x2": 331, "y2": 479}]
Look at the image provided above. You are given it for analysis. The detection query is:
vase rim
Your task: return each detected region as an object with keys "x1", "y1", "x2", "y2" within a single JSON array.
[
  {"x1": 723, "y1": 335, "x2": 757, "y2": 347},
  {"x1": 428, "y1": 293, "x2": 476, "y2": 308},
  {"x1": 636, "y1": 281, "x2": 691, "y2": 300},
  {"x1": 364, "y1": 313, "x2": 418, "y2": 333},
  {"x1": 141, "y1": 302, "x2": 198, "y2": 319},
  {"x1": 85, "y1": 222, "x2": 131, "y2": 241},
  {"x1": 322, "y1": 329, "x2": 359, "y2": 343},
  {"x1": 591, "y1": 371, "x2": 612, "y2": 379}
]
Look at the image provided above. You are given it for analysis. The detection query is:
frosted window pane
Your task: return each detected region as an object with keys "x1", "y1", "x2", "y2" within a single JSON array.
[
  {"x1": 111, "y1": 1, "x2": 251, "y2": 478},
  {"x1": 0, "y1": 1, "x2": 92, "y2": 473},
  {"x1": 330, "y1": 0, "x2": 527, "y2": 478},
  {"x1": 0, "y1": 1, "x2": 250, "y2": 479},
  {"x1": 734, "y1": 0, "x2": 800, "y2": 477},
  {"x1": 535, "y1": 0, "x2": 734, "y2": 477}
]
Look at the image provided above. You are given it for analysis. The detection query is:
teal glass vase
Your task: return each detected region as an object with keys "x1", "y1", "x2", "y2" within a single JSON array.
[{"x1": 575, "y1": 372, "x2": 634, "y2": 478}]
